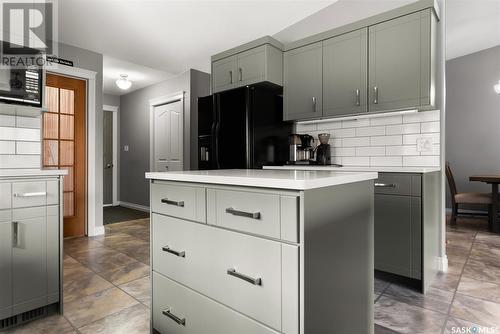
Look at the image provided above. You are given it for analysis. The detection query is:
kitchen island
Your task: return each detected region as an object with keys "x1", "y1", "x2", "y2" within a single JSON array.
[{"x1": 146, "y1": 169, "x2": 377, "y2": 334}]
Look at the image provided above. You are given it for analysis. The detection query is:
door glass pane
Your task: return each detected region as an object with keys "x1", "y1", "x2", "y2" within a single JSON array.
[
  {"x1": 43, "y1": 113, "x2": 58, "y2": 139},
  {"x1": 62, "y1": 167, "x2": 74, "y2": 192},
  {"x1": 60, "y1": 89, "x2": 74, "y2": 115},
  {"x1": 43, "y1": 140, "x2": 58, "y2": 166},
  {"x1": 60, "y1": 114, "x2": 74, "y2": 140},
  {"x1": 63, "y1": 192, "x2": 74, "y2": 217},
  {"x1": 45, "y1": 86, "x2": 59, "y2": 113},
  {"x1": 60, "y1": 141, "x2": 74, "y2": 165}
]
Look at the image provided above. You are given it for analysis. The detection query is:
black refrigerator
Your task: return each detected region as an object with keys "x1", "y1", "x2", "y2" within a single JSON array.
[{"x1": 198, "y1": 84, "x2": 292, "y2": 170}]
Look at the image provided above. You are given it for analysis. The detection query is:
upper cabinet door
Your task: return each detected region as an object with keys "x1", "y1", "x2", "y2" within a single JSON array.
[
  {"x1": 323, "y1": 28, "x2": 368, "y2": 117},
  {"x1": 236, "y1": 45, "x2": 266, "y2": 86},
  {"x1": 212, "y1": 56, "x2": 238, "y2": 93},
  {"x1": 284, "y1": 42, "x2": 323, "y2": 121},
  {"x1": 368, "y1": 10, "x2": 432, "y2": 112}
]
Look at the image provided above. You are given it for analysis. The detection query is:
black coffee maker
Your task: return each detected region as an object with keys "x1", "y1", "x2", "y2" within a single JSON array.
[{"x1": 315, "y1": 133, "x2": 331, "y2": 165}]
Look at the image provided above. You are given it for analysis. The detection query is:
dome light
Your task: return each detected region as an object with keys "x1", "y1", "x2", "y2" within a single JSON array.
[{"x1": 116, "y1": 74, "x2": 132, "y2": 90}]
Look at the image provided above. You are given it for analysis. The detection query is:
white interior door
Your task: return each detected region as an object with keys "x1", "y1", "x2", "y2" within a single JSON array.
[{"x1": 153, "y1": 99, "x2": 183, "y2": 172}]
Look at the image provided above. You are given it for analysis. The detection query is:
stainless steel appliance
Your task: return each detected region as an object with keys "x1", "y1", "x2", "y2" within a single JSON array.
[
  {"x1": 0, "y1": 67, "x2": 42, "y2": 107},
  {"x1": 288, "y1": 134, "x2": 316, "y2": 164},
  {"x1": 315, "y1": 133, "x2": 331, "y2": 165}
]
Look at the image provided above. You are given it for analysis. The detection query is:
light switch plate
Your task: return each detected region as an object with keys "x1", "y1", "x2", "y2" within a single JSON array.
[
  {"x1": 416, "y1": 137, "x2": 432, "y2": 152},
  {"x1": 124, "y1": 145, "x2": 129, "y2": 152}
]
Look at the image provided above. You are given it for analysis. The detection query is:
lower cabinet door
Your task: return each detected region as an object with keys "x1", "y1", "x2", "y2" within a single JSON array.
[
  {"x1": 0, "y1": 219, "x2": 13, "y2": 320},
  {"x1": 152, "y1": 272, "x2": 279, "y2": 334},
  {"x1": 12, "y1": 216, "x2": 47, "y2": 313}
]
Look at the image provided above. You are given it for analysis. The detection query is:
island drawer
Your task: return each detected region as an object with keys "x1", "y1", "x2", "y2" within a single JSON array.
[
  {"x1": 152, "y1": 272, "x2": 279, "y2": 334},
  {"x1": 374, "y1": 173, "x2": 421, "y2": 196},
  {"x1": 151, "y1": 181, "x2": 206, "y2": 223},
  {"x1": 11, "y1": 180, "x2": 59, "y2": 208},
  {"x1": 207, "y1": 188, "x2": 299, "y2": 242},
  {"x1": 152, "y1": 213, "x2": 295, "y2": 331}
]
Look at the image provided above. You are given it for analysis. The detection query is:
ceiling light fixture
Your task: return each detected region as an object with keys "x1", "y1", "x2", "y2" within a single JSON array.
[
  {"x1": 116, "y1": 74, "x2": 132, "y2": 90},
  {"x1": 494, "y1": 80, "x2": 500, "y2": 95}
]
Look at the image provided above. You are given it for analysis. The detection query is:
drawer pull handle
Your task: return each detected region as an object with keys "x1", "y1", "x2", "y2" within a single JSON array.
[
  {"x1": 162, "y1": 245, "x2": 185, "y2": 258},
  {"x1": 227, "y1": 268, "x2": 262, "y2": 286},
  {"x1": 374, "y1": 183, "x2": 396, "y2": 188},
  {"x1": 162, "y1": 308, "x2": 186, "y2": 326},
  {"x1": 161, "y1": 198, "x2": 184, "y2": 207},
  {"x1": 225, "y1": 208, "x2": 261, "y2": 219},
  {"x1": 12, "y1": 222, "x2": 18, "y2": 247},
  {"x1": 13, "y1": 192, "x2": 47, "y2": 198}
]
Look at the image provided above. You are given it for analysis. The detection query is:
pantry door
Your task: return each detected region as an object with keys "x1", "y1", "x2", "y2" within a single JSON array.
[{"x1": 44, "y1": 74, "x2": 86, "y2": 237}]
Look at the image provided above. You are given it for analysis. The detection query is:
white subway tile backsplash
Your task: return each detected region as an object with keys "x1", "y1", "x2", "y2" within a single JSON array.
[
  {"x1": 370, "y1": 135, "x2": 402, "y2": 146},
  {"x1": 16, "y1": 142, "x2": 41, "y2": 155},
  {"x1": 330, "y1": 138, "x2": 342, "y2": 147},
  {"x1": 343, "y1": 137, "x2": 370, "y2": 147},
  {"x1": 371, "y1": 156, "x2": 402, "y2": 167},
  {"x1": 421, "y1": 144, "x2": 441, "y2": 156},
  {"x1": 386, "y1": 123, "x2": 420, "y2": 135},
  {"x1": 403, "y1": 110, "x2": 440, "y2": 123},
  {"x1": 386, "y1": 145, "x2": 419, "y2": 156},
  {"x1": 16, "y1": 116, "x2": 41, "y2": 129},
  {"x1": 370, "y1": 115, "x2": 402, "y2": 126},
  {"x1": 317, "y1": 120, "x2": 341, "y2": 130},
  {"x1": 0, "y1": 127, "x2": 41, "y2": 141},
  {"x1": 0, "y1": 155, "x2": 40, "y2": 168},
  {"x1": 421, "y1": 121, "x2": 440, "y2": 133},
  {"x1": 0, "y1": 141, "x2": 15, "y2": 154},
  {"x1": 333, "y1": 147, "x2": 356, "y2": 157},
  {"x1": 342, "y1": 118, "x2": 369, "y2": 128},
  {"x1": 331, "y1": 128, "x2": 356, "y2": 138},
  {"x1": 403, "y1": 156, "x2": 440, "y2": 167},
  {"x1": 296, "y1": 123, "x2": 317, "y2": 132},
  {"x1": 0, "y1": 115, "x2": 16, "y2": 127},
  {"x1": 403, "y1": 133, "x2": 440, "y2": 145},
  {"x1": 356, "y1": 126, "x2": 385, "y2": 137},
  {"x1": 342, "y1": 156, "x2": 370, "y2": 166},
  {"x1": 356, "y1": 146, "x2": 385, "y2": 156}
]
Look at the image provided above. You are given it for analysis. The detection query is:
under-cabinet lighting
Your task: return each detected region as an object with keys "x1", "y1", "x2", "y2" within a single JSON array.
[{"x1": 296, "y1": 109, "x2": 419, "y2": 125}]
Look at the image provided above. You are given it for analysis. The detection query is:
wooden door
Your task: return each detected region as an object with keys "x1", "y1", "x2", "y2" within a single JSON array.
[
  {"x1": 283, "y1": 42, "x2": 322, "y2": 121},
  {"x1": 44, "y1": 74, "x2": 86, "y2": 237},
  {"x1": 153, "y1": 100, "x2": 183, "y2": 172},
  {"x1": 323, "y1": 28, "x2": 368, "y2": 117}
]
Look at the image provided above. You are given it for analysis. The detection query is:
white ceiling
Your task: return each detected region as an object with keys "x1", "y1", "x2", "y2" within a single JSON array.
[
  {"x1": 58, "y1": 0, "x2": 334, "y2": 95},
  {"x1": 446, "y1": 0, "x2": 500, "y2": 60}
]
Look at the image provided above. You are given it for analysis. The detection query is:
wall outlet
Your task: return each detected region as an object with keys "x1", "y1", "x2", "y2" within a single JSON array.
[
  {"x1": 124, "y1": 145, "x2": 129, "y2": 152},
  {"x1": 416, "y1": 137, "x2": 432, "y2": 152}
]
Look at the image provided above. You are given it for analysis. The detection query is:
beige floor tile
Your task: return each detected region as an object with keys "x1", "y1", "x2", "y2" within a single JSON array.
[
  {"x1": 99, "y1": 261, "x2": 150, "y2": 285},
  {"x1": 457, "y1": 276, "x2": 500, "y2": 304},
  {"x1": 63, "y1": 271, "x2": 114, "y2": 303},
  {"x1": 463, "y1": 258, "x2": 500, "y2": 285},
  {"x1": 71, "y1": 246, "x2": 138, "y2": 273},
  {"x1": 119, "y1": 276, "x2": 151, "y2": 307},
  {"x1": 384, "y1": 284, "x2": 454, "y2": 314},
  {"x1": 77, "y1": 304, "x2": 150, "y2": 334},
  {"x1": 450, "y1": 293, "x2": 500, "y2": 328},
  {"x1": 430, "y1": 271, "x2": 461, "y2": 292}
]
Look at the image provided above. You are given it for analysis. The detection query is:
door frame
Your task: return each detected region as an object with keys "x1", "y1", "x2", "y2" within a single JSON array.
[
  {"x1": 149, "y1": 91, "x2": 185, "y2": 172},
  {"x1": 46, "y1": 65, "x2": 102, "y2": 236},
  {"x1": 103, "y1": 104, "x2": 119, "y2": 207}
]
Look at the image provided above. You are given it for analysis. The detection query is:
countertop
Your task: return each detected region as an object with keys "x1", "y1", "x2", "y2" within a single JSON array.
[
  {"x1": 263, "y1": 165, "x2": 441, "y2": 174},
  {"x1": 145, "y1": 169, "x2": 378, "y2": 190},
  {"x1": 0, "y1": 169, "x2": 68, "y2": 178}
]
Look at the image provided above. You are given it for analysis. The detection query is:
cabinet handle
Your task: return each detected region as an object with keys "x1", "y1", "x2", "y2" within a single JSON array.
[
  {"x1": 227, "y1": 268, "x2": 262, "y2": 286},
  {"x1": 162, "y1": 308, "x2": 186, "y2": 326},
  {"x1": 355, "y1": 89, "x2": 360, "y2": 106},
  {"x1": 374, "y1": 183, "x2": 396, "y2": 188},
  {"x1": 162, "y1": 245, "x2": 185, "y2": 258},
  {"x1": 225, "y1": 207, "x2": 260, "y2": 219},
  {"x1": 373, "y1": 86, "x2": 379, "y2": 104},
  {"x1": 161, "y1": 198, "x2": 184, "y2": 207},
  {"x1": 229, "y1": 70, "x2": 233, "y2": 84},
  {"x1": 13, "y1": 192, "x2": 46, "y2": 197},
  {"x1": 312, "y1": 96, "x2": 317, "y2": 112},
  {"x1": 12, "y1": 221, "x2": 18, "y2": 247},
  {"x1": 239, "y1": 67, "x2": 242, "y2": 81}
]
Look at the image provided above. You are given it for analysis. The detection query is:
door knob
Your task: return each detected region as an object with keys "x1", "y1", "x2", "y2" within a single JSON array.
[{"x1": 106, "y1": 163, "x2": 113, "y2": 168}]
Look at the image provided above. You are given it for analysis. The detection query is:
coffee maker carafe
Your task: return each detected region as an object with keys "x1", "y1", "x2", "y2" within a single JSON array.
[
  {"x1": 315, "y1": 133, "x2": 331, "y2": 165},
  {"x1": 288, "y1": 134, "x2": 315, "y2": 164}
]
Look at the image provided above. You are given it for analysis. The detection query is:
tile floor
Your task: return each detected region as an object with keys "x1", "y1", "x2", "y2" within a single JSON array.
[{"x1": 6, "y1": 216, "x2": 500, "y2": 334}]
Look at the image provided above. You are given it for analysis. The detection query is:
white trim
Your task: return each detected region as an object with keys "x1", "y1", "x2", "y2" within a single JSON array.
[
  {"x1": 437, "y1": 255, "x2": 448, "y2": 273},
  {"x1": 47, "y1": 64, "x2": 102, "y2": 237},
  {"x1": 118, "y1": 201, "x2": 150, "y2": 213},
  {"x1": 103, "y1": 204, "x2": 113, "y2": 208},
  {"x1": 103, "y1": 104, "x2": 119, "y2": 206},
  {"x1": 149, "y1": 91, "x2": 185, "y2": 173}
]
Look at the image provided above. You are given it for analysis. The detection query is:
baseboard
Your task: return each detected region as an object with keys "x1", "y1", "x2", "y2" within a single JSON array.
[
  {"x1": 89, "y1": 225, "x2": 105, "y2": 237},
  {"x1": 118, "y1": 201, "x2": 150, "y2": 213},
  {"x1": 445, "y1": 207, "x2": 488, "y2": 215},
  {"x1": 438, "y1": 255, "x2": 448, "y2": 273},
  {"x1": 103, "y1": 204, "x2": 113, "y2": 207}
]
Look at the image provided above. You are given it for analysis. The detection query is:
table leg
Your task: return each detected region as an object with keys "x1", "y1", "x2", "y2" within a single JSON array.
[{"x1": 492, "y1": 184, "x2": 499, "y2": 234}]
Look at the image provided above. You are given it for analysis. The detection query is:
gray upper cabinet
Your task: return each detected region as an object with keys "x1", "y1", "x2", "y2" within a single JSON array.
[
  {"x1": 283, "y1": 42, "x2": 322, "y2": 121},
  {"x1": 368, "y1": 10, "x2": 433, "y2": 112},
  {"x1": 323, "y1": 28, "x2": 368, "y2": 117},
  {"x1": 212, "y1": 43, "x2": 283, "y2": 93}
]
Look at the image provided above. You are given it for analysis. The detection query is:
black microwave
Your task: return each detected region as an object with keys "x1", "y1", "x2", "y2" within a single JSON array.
[{"x1": 0, "y1": 67, "x2": 43, "y2": 107}]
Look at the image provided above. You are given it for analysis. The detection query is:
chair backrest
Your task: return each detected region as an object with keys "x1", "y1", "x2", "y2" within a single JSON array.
[{"x1": 445, "y1": 162, "x2": 458, "y2": 199}]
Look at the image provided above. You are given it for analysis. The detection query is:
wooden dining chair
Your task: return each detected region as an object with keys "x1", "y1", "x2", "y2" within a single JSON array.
[{"x1": 446, "y1": 162, "x2": 494, "y2": 226}]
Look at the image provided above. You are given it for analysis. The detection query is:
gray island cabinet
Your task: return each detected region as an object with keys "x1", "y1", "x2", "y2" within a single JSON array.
[{"x1": 146, "y1": 169, "x2": 378, "y2": 334}]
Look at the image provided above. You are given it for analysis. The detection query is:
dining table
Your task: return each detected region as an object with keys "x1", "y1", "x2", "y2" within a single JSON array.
[{"x1": 469, "y1": 175, "x2": 500, "y2": 233}]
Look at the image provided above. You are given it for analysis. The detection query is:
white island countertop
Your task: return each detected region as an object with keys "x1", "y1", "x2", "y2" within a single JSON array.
[
  {"x1": 0, "y1": 169, "x2": 68, "y2": 178},
  {"x1": 145, "y1": 169, "x2": 378, "y2": 190},
  {"x1": 264, "y1": 165, "x2": 441, "y2": 174}
]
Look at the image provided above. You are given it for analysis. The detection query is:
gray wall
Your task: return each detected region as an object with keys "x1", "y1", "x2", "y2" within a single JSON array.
[
  {"x1": 119, "y1": 69, "x2": 209, "y2": 207},
  {"x1": 103, "y1": 94, "x2": 120, "y2": 107},
  {"x1": 445, "y1": 45, "x2": 500, "y2": 208}
]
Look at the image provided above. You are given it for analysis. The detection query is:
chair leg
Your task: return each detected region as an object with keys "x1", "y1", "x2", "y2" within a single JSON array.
[
  {"x1": 488, "y1": 204, "x2": 493, "y2": 231},
  {"x1": 450, "y1": 204, "x2": 458, "y2": 226}
]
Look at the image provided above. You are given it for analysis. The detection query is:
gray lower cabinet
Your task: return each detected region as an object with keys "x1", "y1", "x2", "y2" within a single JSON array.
[
  {"x1": 368, "y1": 9, "x2": 434, "y2": 112},
  {"x1": 323, "y1": 28, "x2": 368, "y2": 117},
  {"x1": 0, "y1": 219, "x2": 13, "y2": 320},
  {"x1": 283, "y1": 42, "x2": 322, "y2": 121}
]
